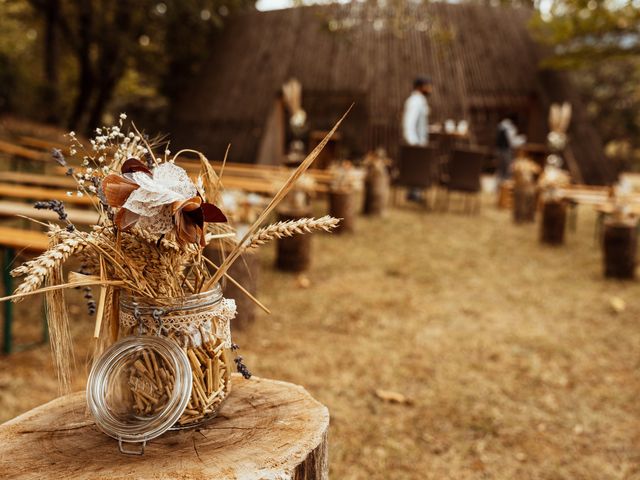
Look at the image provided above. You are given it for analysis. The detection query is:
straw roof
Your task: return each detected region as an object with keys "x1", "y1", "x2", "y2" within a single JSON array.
[{"x1": 171, "y1": 2, "x2": 613, "y2": 184}]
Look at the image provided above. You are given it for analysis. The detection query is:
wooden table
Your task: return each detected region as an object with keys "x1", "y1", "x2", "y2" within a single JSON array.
[{"x1": 0, "y1": 375, "x2": 329, "y2": 479}]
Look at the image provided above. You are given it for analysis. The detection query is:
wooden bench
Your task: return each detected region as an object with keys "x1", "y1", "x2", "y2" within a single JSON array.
[
  {"x1": 0, "y1": 226, "x2": 50, "y2": 354},
  {"x1": 0, "y1": 183, "x2": 93, "y2": 206},
  {"x1": 0, "y1": 200, "x2": 99, "y2": 225}
]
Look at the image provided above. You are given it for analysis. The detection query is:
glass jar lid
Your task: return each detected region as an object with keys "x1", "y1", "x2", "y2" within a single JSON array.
[{"x1": 87, "y1": 335, "x2": 192, "y2": 454}]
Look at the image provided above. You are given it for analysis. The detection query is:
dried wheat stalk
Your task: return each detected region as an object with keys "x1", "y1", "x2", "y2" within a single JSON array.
[
  {"x1": 242, "y1": 216, "x2": 340, "y2": 251},
  {"x1": 11, "y1": 229, "x2": 91, "y2": 298}
]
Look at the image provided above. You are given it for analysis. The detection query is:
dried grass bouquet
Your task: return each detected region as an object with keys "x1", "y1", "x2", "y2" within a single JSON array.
[{"x1": 3, "y1": 111, "x2": 347, "y2": 394}]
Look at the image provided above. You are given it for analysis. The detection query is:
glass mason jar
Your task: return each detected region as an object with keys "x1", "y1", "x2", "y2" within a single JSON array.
[
  {"x1": 118, "y1": 284, "x2": 236, "y2": 428},
  {"x1": 87, "y1": 335, "x2": 193, "y2": 454}
]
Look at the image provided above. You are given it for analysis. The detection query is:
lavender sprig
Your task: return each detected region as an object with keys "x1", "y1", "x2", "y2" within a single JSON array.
[
  {"x1": 231, "y1": 344, "x2": 252, "y2": 379},
  {"x1": 52, "y1": 148, "x2": 74, "y2": 176},
  {"x1": 34, "y1": 200, "x2": 75, "y2": 232}
]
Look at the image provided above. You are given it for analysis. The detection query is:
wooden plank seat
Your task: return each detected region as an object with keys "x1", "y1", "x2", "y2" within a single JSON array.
[
  {"x1": 0, "y1": 171, "x2": 77, "y2": 189},
  {"x1": 0, "y1": 140, "x2": 50, "y2": 163},
  {"x1": 0, "y1": 183, "x2": 93, "y2": 206},
  {"x1": 0, "y1": 200, "x2": 98, "y2": 225}
]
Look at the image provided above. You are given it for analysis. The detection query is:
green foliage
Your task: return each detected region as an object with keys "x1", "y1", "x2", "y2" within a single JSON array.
[
  {"x1": 0, "y1": 0, "x2": 255, "y2": 132},
  {"x1": 530, "y1": 0, "x2": 640, "y2": 170}
]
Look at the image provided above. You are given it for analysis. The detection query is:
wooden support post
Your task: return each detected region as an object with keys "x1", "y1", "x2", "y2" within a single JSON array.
[
  {"x1": 603, "y1": 218, "x2": 638, "y2": 279},
  {"x1": 540, "y1": 199, "x2": 566, "y2": 245},
  {"x1": 512, "y1": 183, "x2": 536, "y2": 223},
  {"x1": 276, "y1": 209, "x2": 312, "y2": 272},
  {"x1": 0, "y1": 375, "x2": 329, "y2": 479},
  {"x1": 204, "y1": 245, "x2": 260, "y2": 329},
  {"x1": 329, "y1": 190, "x2": 355, "y2": 234}
]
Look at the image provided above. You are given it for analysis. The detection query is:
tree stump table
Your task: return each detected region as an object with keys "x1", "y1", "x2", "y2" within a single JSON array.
[
  {"x1": 540, "y1": 199, "x2": 567, "y2": 245},
  {"x1": 603, "y1": 218, "x2": 638, "y2": 279},
  {"x1": 204, "y1": 245, "x2": 260, "y2": 329},
  {"x1": 363, "y1": 164, "x2": 389, "y2": 216},
  {"x1": 276, "y1": 209, "x2": 312, "y2": 272},
  {"x1": 512, "y1": 182, "x2": 537, "y2": 223},
  {"x1": 328, "y1": 190, "x2": 355, "y2": 234},
  {"x1": 0, "y1": 376, "x2": 329, "y2": 480}
]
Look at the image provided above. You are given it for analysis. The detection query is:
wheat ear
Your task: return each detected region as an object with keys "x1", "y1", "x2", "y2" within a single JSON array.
[
  {"x1": 242, "y1": 216, "x2": 340, "y2": 251},
  {"x1": 11, "y1": 231, "x2": 90, "y2": 299}
]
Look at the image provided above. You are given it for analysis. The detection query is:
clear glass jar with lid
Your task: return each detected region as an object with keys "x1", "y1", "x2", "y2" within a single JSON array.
[
  {"x1": 87, "y1": 335, "x2": 193, "y2": 454},
  {"x1": 87, "y1": 284, "x2": 236, "y2": 452},
  {"x1": 117, "y1": 284, "x2": 236, "y2": 428}
]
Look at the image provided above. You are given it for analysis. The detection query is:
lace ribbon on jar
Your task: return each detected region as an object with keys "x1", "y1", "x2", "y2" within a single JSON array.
[{"x1": 120, "y1": 298, "x2": 236, "y2": 349}]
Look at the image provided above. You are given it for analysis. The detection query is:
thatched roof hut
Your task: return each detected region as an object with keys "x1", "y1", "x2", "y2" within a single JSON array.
[{"x1": 170, "y1": 2, "x2": 614, "y2": 185}]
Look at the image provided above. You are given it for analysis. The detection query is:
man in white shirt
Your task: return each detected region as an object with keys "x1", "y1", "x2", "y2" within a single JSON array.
[
  {"x1": 402, "y1": 77, "x2": 433, "y2": 201},
  {"x1": 402, "y1": 76, "x2": 432, "y2": 146}
]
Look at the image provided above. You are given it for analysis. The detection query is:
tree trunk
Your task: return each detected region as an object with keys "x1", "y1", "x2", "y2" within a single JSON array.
[
  {"x1": 276, "y1": 209, "x2": 312, "y2": 272},
  {"x1": 42, "y1": 0, "x2": 60, "y2": 123},
  {"x1": 0, "y1": 375, "x2": 329, "y2": 480},
  {"x1": 329, "y1": 190, "x2": 355, "y2": 233},
  {"x1": 540, "y1": 199, "x2": 566, "y2": 245},
  {"x1": 603, "y1": 219, "x2": 637, "y2": 279},
  {"x1": 67, "y1": 0, "x2": 94, "y2": 131}
]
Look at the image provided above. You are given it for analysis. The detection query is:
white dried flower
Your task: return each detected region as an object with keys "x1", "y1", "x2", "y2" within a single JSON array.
[
  {"x1": 120, "y1": 113, "x2": 127, "y2": 120},
  {"x1": 76, "y1": 192, "x2": 84, "y2": 197}
]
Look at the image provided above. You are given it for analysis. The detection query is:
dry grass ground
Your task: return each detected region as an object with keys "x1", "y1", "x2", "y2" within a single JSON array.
[{"x1": 1, "y1": 196, "x2": 639, "y2": 479}]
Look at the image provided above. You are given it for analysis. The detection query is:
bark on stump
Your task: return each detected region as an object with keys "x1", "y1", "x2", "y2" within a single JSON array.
[
  {"x1": 276, "y1": 209, "x2": 312, "y2": 272},
  {"x1": 0, "y1": 375, "x2": 329, "y2": 480},
  {"x1": 512, "y1": 183, "x2": 537, "y2": 223},
  {"x1": 363, "y1": 166, "x2": 389, "y2": 216},
  {"x1": 204, "y1": 245, "x2": 260, "y2": 329},
  {"x1": 603, "y1": 219, "x2": 637, "y2": 279},
  {"x1": 329, "y1": 190, "x2": 355, "y2": 233},
  {"x1": 540, "y1": 200, "x2": 566, "y2": 245}
]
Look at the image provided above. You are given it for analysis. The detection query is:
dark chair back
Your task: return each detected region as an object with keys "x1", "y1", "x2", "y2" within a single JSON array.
[
  {"x1": 395, "y1": 145, "x2": 439, "y2": 189},
  {"x1": 447, "y1": 148, "x2": 487, "y2": 193}
]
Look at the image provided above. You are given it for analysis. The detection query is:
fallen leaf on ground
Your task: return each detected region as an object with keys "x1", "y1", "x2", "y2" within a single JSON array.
[
  {"x1": 375, "y1": 389, "x2": 413, "y2": 405},
  {"x1": 296, "y1": 274, "x2": 311, "y2": 289},
  {"x1": 609, "y1": 296, "x2": 626, "y2": 313}
]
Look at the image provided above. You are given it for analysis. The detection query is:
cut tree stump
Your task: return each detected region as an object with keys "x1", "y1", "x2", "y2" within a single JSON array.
[
  {"x1": 540, "y1": 199, "x2": 566, "y2": 245},
  {"x1": 0, "y1": 375, "x2": 329, "y2": 480},
  {"x1": 363, "y1": 165, "x2": 389, "y2": 216},
  {"x1": 276, "y1": 209, "x2": 312, "y2": 272},
  {"x1": 329, "y1": 190, "x2": 355, "y2": 233},
  {"x1": 512, "y1": 183, "x2": 537, "y2": 223},
  {"x1": 204, "y1": 245, "x2": 260, "y2": 329},
  {"x1": 603, "y1": 218, "x2": 638, "y2": 279}
]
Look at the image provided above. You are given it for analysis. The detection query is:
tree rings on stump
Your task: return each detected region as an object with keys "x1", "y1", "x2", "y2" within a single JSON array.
[
  {"x1": 603, "y1": 218, "x2": 638, "y2": 279},
  {"x1": 276, "y1": 209, "x2": 312, "y2": 272}
]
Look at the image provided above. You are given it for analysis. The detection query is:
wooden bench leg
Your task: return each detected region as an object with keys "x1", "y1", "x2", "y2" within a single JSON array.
[
  {"x1": 2, "y1": 248, "x2": 14, "y2": 354},
  {"x1": 1, "y1": 248, "x2": 47, "y2": 354}
]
